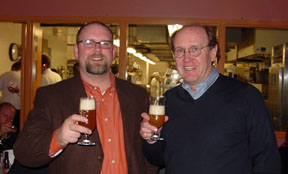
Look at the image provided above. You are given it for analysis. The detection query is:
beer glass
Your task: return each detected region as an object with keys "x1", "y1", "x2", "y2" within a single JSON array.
[
  {"x1": 148, "y1": 96, "x2": 165, "y2": 141},
  {"x1": 0, "y1": 125, "x2": 17, "y2": 146},
  {"x1": 78, "y1": 97, "x2": 96, "y2": 146}
]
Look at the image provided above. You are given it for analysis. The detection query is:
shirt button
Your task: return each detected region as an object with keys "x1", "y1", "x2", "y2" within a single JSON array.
[
  {"x1": 109, "y1": 93, "x2": 112, "y2": 96},
  {"x1": 108, "y1": 138, "x2": 112, "y2": 142},
  {"x1": 101, "y1": 99, "x2": 105, "y2": 102},
  {"x1": 104, "y1": 118, "x2": 108, "y2": 122},
  {"x1": 111, "y1": 160, "x2": 115, "y2": 164},
  {"x1": 94, "y1": 87, "x2": 97, "y2": 90}
]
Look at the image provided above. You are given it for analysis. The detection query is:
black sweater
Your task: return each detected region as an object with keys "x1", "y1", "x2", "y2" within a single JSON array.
[{"x1": 143, "y1": 74, "x2": 281, "y2": 174}]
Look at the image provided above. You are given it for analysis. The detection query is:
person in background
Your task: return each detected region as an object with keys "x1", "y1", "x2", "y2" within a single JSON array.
[
  {"x1": 50, "y1": 68, "x2": 59, "y2": 74},
  {"x1": 0, "y1": 102, "x2": 17, "y2": 151},
  {"x1": 162, "y1": 69, "x2": 179, "y2": 93},
  {"x1": 14, "y1": 22, "x2": 158, "y2": 174},
  {"x1": 0, "y1": 61, "x2": 21, "y2": 130},
  {"x1": 110, "y1": 64, "x2": 119, "y2": 77},
  {"x1": 0, "y1": 63, "x2": 48, "y2": 174},
  {"x1": 163, "y1": 69, "x2": 173, "y2": 85},
  {"x1": 140, "y1": 24, "x2": 281, "y2": 174},
  {"x1": 41, "y1": 55, "x2": 62, "y2": 87},
  {"x1": 72, "y1": 62, "x2": 79, "y2": 76},
  {"x1": 150, "y1": 72, "x2": 160, "y2": 97}
]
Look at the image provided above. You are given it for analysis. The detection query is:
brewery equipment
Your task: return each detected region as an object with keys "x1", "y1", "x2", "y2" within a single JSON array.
[{"x1": 267, "y1": 43, "x2": 288, "y2": 131}]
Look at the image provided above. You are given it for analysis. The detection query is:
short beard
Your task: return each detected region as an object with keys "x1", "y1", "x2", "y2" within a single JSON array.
[{"x1": 86, "y1": 61, "x2": 108, "y2": 75}]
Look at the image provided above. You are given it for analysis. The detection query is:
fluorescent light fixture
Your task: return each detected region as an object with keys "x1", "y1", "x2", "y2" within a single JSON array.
[
  {"x1": 134, "y1": 52, "x2": 143, "y2": 58},
  {"x1": 133, "y1": 51, "x2": 155, "y2": 65},
  {"x1": 127, "y1": 47, "x2": 137, "y2": 54},
  {"x1": 114, "y1": 39, "x2": 155, "y2": 65},
  {"x1": 168, "y1": 24, "x2": 183, "y2": 36},
  {"x1": 113, "y1": 39, "x2": 120, "y2": 47}
]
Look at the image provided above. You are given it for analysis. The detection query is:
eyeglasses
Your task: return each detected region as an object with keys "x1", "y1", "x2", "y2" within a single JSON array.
[
  {"x1": 173, "y1": 45, "x2": 210, "y2": 58},
  {"x1": 77, "y1": 40, "x2": 113, "y2": 49}
]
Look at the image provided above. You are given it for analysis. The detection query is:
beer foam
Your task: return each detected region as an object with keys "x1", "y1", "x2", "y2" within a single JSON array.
[
  {"x1": 149, "y1": 105, "x2": 165, "y2": 115},
  {"x1": 80, "y1": 98, "x2": 96, "y2": 110}
]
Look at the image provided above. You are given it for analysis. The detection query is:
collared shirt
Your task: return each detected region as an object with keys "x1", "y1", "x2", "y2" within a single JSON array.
[
  {"x1": 41, "y1": 68, "x2": 62, "y2": 87},
  {"x1": 182, "y1": 66, "x2": 219, "y2": 100},
  {"x1": 82, "y1": 73, "x2": 128, "y2": 174},
  {"x1": 49, "y1": 72, "x2": 128, "y2": 174}
]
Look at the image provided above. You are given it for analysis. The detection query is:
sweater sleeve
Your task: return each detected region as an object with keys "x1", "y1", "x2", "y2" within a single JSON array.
[
  {"x1": 245, "y1": 86, "x2": 281, "y2": 174},
  {"x1": 143, "y1": 140, "x2": 165, "y2": 167}
]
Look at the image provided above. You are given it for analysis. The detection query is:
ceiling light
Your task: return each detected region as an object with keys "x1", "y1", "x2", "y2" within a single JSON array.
[
  {"x1": 168, "y1": 24, "x2": 183, "y2": 36},
  {"x1": 113, "y1": 39, "x2": 120, "y2": 47},
  {"x1": 113, "y1": 39, "x2": 155, "y2": 65},
  {"x1": 127, "y1": 47, "x2": 137, "y2": 54}
]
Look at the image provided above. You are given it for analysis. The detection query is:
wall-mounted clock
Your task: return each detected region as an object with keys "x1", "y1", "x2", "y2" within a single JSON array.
[{"x1": 9, "y1": 43, "x2": 20, "y2": 61}]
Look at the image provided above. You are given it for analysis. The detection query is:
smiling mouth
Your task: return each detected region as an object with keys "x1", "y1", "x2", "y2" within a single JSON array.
[
  {"x1": 90, "y1": 57, "x2": 103, "y2": 61},
  {"x1": 184, "y1": 65, "x2": 197, "y2": 70}
]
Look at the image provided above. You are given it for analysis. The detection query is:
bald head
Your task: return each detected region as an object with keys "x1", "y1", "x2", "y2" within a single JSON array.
[
  {"x1": 76, "y1": 22, "x2": 113, "y2": 43},
  {"x1": 170, "y1": 25, "x2": 218, "y2": 51}
]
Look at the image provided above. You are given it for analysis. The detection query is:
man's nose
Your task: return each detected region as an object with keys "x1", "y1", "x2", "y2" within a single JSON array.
[
  {"x1": 94, "y1": 43, "x2": 102, "y2": 50},
  {"x1": 183, "y1": 50, "x2": 192, "y2": 62}
]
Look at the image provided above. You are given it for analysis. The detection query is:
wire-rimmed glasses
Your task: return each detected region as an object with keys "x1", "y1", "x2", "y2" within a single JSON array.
[{"x1": 173, "y1": 45, "x2": 210, "y2": 58}]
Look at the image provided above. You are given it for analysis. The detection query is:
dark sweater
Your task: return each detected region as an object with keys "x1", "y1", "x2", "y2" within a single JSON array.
[{"x1": 143, "y1": 74, "x2": 281, "y2": 174}]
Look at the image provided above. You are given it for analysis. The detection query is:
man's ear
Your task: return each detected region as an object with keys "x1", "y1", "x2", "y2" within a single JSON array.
[
  {"x1": 74, "y1": 44, "x2": 79, "y2": 60},
  {"x1": 210, "y1": 45, "x2": 218, "y2": 62},
  {"x1": 112, "y1": 45, "x2": 116, "y2": 60}
]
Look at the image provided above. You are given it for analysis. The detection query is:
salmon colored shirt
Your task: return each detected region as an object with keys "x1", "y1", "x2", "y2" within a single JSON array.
[{"x1": 49, "y1": 73, "x2": 128, "y2": 174}]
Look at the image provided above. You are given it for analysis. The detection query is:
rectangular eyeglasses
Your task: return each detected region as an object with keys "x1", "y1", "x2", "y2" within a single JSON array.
[{"x1": 77, "y1": 40, "x2": 113, "y2": 49}]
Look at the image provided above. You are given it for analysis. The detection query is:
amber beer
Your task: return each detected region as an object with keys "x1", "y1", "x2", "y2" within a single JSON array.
[
  {"x1": 79, "y1": 98, "x2": 96, "y2": 131},
  {"x1": 149, "y1": 105, "x2": 165, "y2": 128}
]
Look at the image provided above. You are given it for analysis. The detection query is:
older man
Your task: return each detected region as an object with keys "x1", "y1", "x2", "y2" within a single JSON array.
[{"x1": 140, "y1": 25, "x2": 281, "y2": 174}]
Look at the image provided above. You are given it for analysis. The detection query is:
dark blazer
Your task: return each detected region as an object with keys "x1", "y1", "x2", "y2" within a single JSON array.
[
  {"x1": 14, "y1": 74, "x2": 157, "y2": 174},
  {"x1": 9, "y1": 160, "x2": 48, "y2": 174}
]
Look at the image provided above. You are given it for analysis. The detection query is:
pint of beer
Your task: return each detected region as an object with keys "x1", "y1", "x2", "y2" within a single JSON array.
[
  {"x1": 78, "y1": 97, "x2": 96, "y2": 146},
  {"x1": 149, "y1": 105, "x2": 165, "y2": 128},
  {"x1": 79, "y1": 97, "x2": 96, "y2": 131},
  {"x1": 148, "y1": 96, "x2": 165, "y2": 141}
]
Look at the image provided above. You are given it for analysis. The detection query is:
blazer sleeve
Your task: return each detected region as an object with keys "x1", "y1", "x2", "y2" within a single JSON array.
[{"x1": 14, "y1": 87, "x2": 55, "y2": 167}]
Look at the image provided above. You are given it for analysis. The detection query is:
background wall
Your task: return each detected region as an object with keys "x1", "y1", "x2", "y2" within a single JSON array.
[
  {"x1": 1, "y1": 0, "x2": 288, "y2": 22},
  {"x1": 42, "y1": 28, "x2": 67, "y2": 70},
  {"x1": 0, "y1": 23, "x2": 21, "y2": 74}
]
